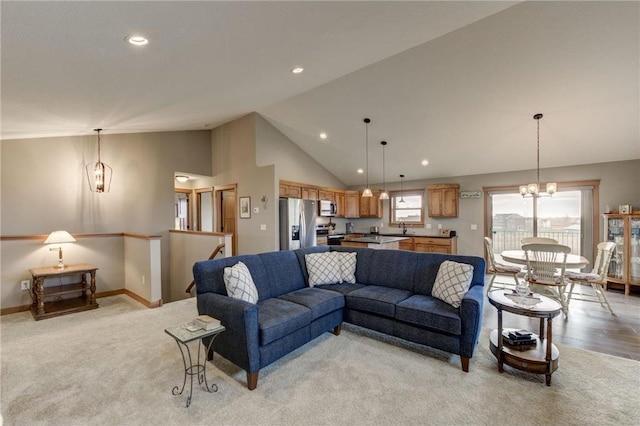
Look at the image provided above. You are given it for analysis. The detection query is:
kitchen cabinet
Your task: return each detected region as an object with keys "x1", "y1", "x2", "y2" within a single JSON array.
[
  {"x1": 427, "y1": 184, "x2": 459, "y2": 218},
  {"x1": 318, "y1": 190, "x2": 335, "y2": 201},
  {"x1": 279, "y1": 183, "x2": 302, "y2": 198},
  {"x1": 334, "y1": 191, "x2": 345, "y2": 217},
  {"x1": 399, "y1": 237, "x2": 414, "y2": 251},
  {"x1": 603, "y1": 213, "x2": 640, "y2": 295},
  {"x1": 302, "y1": 187, "x2": 318, "y2": 200},
  {"x1": 413, "y1": 237, "x2": 457, "y2": 254},
  {"x1": 345, "y1": 191, "x2": 360, "y2": 218},
  {"x1": 359, "y1": 190, "x2": 383, "y2": 218}
]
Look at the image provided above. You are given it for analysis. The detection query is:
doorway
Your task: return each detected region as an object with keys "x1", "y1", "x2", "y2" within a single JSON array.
[
  {"x1": 215, "y1": 184, "x2": 238, "y2": 255},
  {"x1": 484, "y1": 181, "x2": 599, "y2": 262},
  {"x1": 174, "y1": 188, "x2": 192, "y2": 230}
]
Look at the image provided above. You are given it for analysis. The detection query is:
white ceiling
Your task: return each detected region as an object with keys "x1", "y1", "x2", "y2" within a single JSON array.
[{"x1": 2, "y1": 1, "x2": 638, "y2": 186}]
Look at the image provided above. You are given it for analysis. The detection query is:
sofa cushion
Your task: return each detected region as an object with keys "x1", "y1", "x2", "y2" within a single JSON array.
[
  {"x1": 316, "y1": 282, "x2": 366, "y2": 295},
  {"x1": 259, "y1": 251, "x2": 307, "y2": 298},
  {"x1": 257, "y1": 298, "x2": 312, "y2": 346},
  {"x1": 431, "y1": 261, "x2": 474, "y2": 308},
  {"x1": 306, "y1": 252, "x2": 342, "y2": 286},
  {"x1": 279, "y1": 288, "x2": 345, "y2": 320},
  {"x1": 396, "y1": 294, "x2": 462, "y2": 335},
  {"x1": 331, "y1": 246, "x2": 375, "y2": 284},
  {"x1": 361, "y1": 250, "x2": 418, "y2": 292},
  {"x1": 223, "y1": 261, "x2": 259, "y2": 304},
  {"x1": 346, "y1": 285, "x2": 412, "y2": 318}
]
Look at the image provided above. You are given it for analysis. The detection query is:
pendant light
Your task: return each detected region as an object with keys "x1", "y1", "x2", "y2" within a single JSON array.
[
  {"x1": 362, "y1": 118, "x2": 373, "y2": 197},
  {"x1": 379, "y1": 141, "x2": 389, "y2": 200},
  {"x1": 85, "y1": 129, "x2": 112, "y2": 193},
  {"x1": 519, "y1": 113, "x2": 556, "y2": 198},
  {"x1": 399, "y1": 174, "x2": 406, "y2": 203}
]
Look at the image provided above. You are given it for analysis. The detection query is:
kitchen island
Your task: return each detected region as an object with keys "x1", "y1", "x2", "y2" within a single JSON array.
[{"x1": 341, "y1": 235, "x2": 408, "y2": 250}]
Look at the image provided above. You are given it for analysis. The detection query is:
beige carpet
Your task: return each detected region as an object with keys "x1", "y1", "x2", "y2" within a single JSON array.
[{"x1": 1, "y1": 295, "x2": 639, "y2": 426}]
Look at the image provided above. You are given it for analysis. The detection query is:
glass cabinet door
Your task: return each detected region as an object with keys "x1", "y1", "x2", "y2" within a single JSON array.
[
  {"x1": 606, "y1": 217, "x2": 625, "y2": 280},
  {"x1": 630, "y1": 216, "x2": 640, "y2": 284}
]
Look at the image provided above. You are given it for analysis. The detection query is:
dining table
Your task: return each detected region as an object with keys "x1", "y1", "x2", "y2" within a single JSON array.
[{"x1": 501, "y1": 250, "x2": 589, "y2": 269}]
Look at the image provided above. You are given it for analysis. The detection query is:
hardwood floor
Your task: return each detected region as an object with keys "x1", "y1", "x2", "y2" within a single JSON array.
[{"x1": 482, "y1": 278, "x2": 640, "y2": 361}]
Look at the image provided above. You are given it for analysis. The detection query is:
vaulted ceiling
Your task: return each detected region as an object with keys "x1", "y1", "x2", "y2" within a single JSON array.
[{"x1": 2, "y1": 1, "x2": 638, "y2": 186}]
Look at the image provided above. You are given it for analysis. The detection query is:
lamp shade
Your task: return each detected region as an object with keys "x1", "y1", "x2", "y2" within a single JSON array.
[{"x1": 44, "y1": 230, "x2": 76, "y2": 245}]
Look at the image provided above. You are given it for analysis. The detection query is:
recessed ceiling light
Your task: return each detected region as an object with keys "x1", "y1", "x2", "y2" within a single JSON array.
[
  {"x1": 292, "y1": 67, "x2": 304, "y2": 74},
  {"x1": 357, "y1": 168, "x2": 364, "y2": 174},
  {"x1": 126, "y1": 35, "x2": 149, "y2": 46},
  {"x1": 421, "y1": 159, "x2": 429, "y2": 166},
  {"x1": 319, "y1": 132, "x2": 327, "y2": 140}
]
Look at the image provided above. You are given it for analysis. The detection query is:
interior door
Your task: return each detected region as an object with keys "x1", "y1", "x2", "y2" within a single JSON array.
[{"x1": 218, "y1": 187, "x2": 237, "y2": 255}]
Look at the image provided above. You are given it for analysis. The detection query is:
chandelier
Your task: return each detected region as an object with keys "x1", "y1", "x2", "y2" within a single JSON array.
[
  {"x1": 379, "y1": 141, "x2": 389, "y2": 200},
  {"x1": 85, "y1": 129, "x2": 112, "y2": 193},
  {"x1": 519, "y1": 113, "x2": 556, "y2": 198},
  {"x1": 362, "y1": 118, "x2": 373, "y2": 197}
]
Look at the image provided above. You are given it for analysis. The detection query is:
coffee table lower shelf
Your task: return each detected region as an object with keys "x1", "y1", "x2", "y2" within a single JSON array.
[{"x1": 489, "y1": 329, "x2": 559, "y2": 382}]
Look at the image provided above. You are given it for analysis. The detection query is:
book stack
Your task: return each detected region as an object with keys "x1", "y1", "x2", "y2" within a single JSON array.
[
  {"x1": 193, "y1": 315, "x2": 221, "y2": 331},
  {"x1": 502, "y1": 330, "x2": 536, "y2": 347}
]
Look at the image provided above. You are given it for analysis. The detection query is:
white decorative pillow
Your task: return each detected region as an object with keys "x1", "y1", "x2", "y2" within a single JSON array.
[
  {"x1": 305, "y1": 252, "x2": 341, "y2": 287},
  {"x1": 336, "y1": 252, "x2": 357, "y2": 283},
  {"x1": 223, "y1": 261, "x2": 258, "y2": 304},
  {"x1": 431, "y1": 261, "x2": 474, "y2": 308}
]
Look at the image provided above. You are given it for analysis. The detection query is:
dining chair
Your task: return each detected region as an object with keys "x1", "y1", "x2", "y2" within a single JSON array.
[
  {"x1": 522, "y1": 243, "x2": 571, "y2": 316},
  {"x1": 483, "y1": 237, "x2": 522, "y2": 292},
  {"x1": 565, "y1": 241, "x2": 616, "y2": 315},
  {"x1": 521, "y1": 237, "x2": 558, "y2": 245}
]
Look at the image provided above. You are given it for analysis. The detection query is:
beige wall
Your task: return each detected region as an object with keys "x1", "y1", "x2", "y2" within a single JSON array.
[
  {"x1": 208, "y1": 113, "x2": 345, "y2": 254},
  {"x1": 351, "y1": 159, "x2": 640, "y2": 257},
  {"x1": 1, "y1": 130, "x2": 212, "y2": 306}
]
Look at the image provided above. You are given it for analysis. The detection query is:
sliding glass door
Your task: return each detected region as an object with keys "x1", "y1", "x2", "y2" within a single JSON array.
[{"x1": 487, "y1": 184, "x2": 597, "y2": 261}]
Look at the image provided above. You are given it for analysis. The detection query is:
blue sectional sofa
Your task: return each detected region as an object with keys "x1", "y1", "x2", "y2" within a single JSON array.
[{"x1": 193, "y1": 246, "x2": 485, "y2": 390}]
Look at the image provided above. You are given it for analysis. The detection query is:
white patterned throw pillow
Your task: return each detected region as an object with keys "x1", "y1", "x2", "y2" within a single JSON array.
[
  {"x1": 336, "y1": 251, "x2": 357, "y2": 283},
  {"x1": 223, "y1": 261, "x2": 259, "y2": 304},
  {"x1": 305, "y1": 252, "x2": 342, "y2": 287},
  {"x1": 431, "y1": 260, "x2": 474, "y2": 308}
]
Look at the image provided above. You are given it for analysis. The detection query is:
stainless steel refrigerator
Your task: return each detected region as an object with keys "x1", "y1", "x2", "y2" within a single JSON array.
[{"x1": 279, "y1": 198, "x2": 317, "y2": 250}]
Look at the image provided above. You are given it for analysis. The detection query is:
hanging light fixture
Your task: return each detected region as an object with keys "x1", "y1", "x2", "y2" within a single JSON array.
[
  {"x1": 85, "y1": 129, "x2": 112, "y2": 193},
  {"x1": 519, "y1": 113, "x2": 556, "y2": 198},
  {"x1": 399, "y1": 174, "x2": 406, "y2": 203},
  {"x1": 379, "y1": 141, "x2": 389, "y2": 200},
  {"x1": 361, "y1": 118, "x2": 373, "y2": 197}
]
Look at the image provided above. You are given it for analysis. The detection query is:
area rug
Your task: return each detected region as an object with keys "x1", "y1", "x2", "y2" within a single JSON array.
[{"x1": 1, "y1": 295, "x2": 638, "y2": 425}]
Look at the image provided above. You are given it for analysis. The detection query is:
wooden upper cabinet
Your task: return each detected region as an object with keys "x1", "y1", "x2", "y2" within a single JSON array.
[
  {"x1": 427, "y1": 184, "x2": 459, "y2": 218},
  {"x1": 318, "y1": 190, "x2": 335, "y2": 201},
  {"x1": 359, "y1": 190, "x2": 383, "y2": 218},
  {"x1": 345, "y1": 191, "x2": 360, "y2": 218},
  {"x1": 302, "y1": 187, "x2": 318, "y2": 200},
  {"x1": 334, "y1": 191, "x2": 346, "y2": 217},
  {"x1": 279, "y1": 183, "x2": 302, "y2": 198}
]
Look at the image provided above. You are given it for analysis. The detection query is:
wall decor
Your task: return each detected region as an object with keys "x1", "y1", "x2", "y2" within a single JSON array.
[
  {"x1": 460, "y1": 191, "x2": 482, "y2": 199},
  {"x1": 240, "y1": 197, "x2": 251, "y2": 219}
]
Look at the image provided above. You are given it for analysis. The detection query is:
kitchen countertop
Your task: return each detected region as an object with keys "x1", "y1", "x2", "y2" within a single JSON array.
[
  {"x1": 342, "y1": 235, "x2": 409, "y2": 244},
  {"x1": 349, "y1": 232, "x2": 456, "y2": 239}
]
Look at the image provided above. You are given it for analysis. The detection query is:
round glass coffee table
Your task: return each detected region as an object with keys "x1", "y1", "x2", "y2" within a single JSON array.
[{"x1": 487, "y1": 289, "x2": 562, "y2": 386}]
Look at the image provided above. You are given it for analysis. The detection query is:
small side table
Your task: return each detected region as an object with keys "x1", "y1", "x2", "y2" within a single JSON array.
[
  {"x1": 165, "y1": 322, "x2": 225, "y2": 407},
  {"x1": 487, "y1": 290, "x2": 562, "y2": 386},
  {"x1": 29, "y1": 263, "x2": 99, "y2": 320}
]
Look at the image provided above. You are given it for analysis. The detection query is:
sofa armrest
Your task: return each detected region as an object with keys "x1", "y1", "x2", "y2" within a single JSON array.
[
  {"x1": 459, "y1": 285, "x2": 484, "y2": 358},
  {"x1": 197, "y1": 292, "x2": 260, "y2": 374}
]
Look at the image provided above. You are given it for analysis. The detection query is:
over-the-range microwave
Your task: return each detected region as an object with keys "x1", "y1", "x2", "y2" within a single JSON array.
[{"x1": 318, "y1": 199, "x2": 337, "y2": 217}]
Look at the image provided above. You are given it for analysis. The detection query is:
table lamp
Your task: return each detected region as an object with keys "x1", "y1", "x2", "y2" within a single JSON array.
[{"x1": 44, "y1": 230, "x2": 76, "y2": 269}]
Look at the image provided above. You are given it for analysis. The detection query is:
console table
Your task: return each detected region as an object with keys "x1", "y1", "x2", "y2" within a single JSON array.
[{"x1": 29, "y1": 263, "x2": 99, "y2": 320}]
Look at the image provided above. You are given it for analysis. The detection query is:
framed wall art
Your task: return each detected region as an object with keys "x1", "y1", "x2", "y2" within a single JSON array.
[{"x1": 240, "y1": 196, "x2": 251, "y2": 219}]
